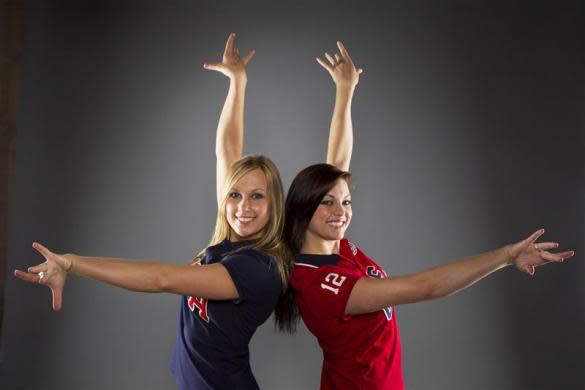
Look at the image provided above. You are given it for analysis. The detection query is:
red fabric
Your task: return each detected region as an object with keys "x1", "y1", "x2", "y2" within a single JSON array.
[{"x1": 291, "y1": 239, "x2": 404, "y2": 390}]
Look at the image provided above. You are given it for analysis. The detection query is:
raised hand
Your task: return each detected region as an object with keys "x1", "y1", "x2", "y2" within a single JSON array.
[
  {"x1": 507, "y1": 229, "x2": 574, "y2": 275},
  {"x1": 14, "y1": 242, "x2": 72, "y2": 311},
  {"x1": 203, "y1": 32, "x2": 255, "y2": 80},
  {"x1": 316, "y1": 41, "x2": 363, "y2": 88}
]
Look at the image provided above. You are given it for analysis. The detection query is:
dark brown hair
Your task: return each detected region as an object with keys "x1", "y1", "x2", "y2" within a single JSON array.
[
  {"x1": 285, "y1": 163, "x2": 352, "y2": 254},
  {"x1": 281, "y1": 164, "x2": 351, "y2": 332}
]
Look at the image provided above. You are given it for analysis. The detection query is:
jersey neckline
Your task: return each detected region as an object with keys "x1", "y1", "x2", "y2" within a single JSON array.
[
  {"x1": 220, "y1": 238, "x2": 258, "y2": 250},
  {"x1": 294, "y1": 252, "x2": 340, "y2": 267},
  {"x1": 293, "y1": 238, "x2": 354, "y2": 267}
]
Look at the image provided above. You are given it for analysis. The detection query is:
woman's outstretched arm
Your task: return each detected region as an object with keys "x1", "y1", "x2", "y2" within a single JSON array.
[
  {"x1": 14, "y1": 242, "x2": 239, "y2": 311},
  {"x1": 203, "y1": 33, "x2": 255, "y2": 203},
  {"x1": 317, "y1": 41, "x2": 363, "y2": 171},
  {"x1": 345, "y1": 229, "x2": 575, "y2": 315}
]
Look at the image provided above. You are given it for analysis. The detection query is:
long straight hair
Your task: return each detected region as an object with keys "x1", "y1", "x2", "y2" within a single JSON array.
[
  {"x1": 197, "y1": 155, "x2": 295, "y2": 332},
  {"x1": 282, "y1": 163, "x2": 352, "y2": 331}
]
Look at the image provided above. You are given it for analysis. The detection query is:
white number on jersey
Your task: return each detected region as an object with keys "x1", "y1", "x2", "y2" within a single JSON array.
[{"x1": 320, "y1": 272, "x2": 347, "y2": 295}]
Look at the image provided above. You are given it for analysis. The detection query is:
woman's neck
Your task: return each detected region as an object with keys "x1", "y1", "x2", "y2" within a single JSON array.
[{"x1": 300, "y1": 233, "x2": 340, "y2": 255}]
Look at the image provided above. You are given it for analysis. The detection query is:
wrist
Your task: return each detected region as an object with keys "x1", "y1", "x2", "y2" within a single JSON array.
[
  {"x1": 63, "y1": 254, "x2": 76, "y2": 273},
  {"x1": 335, "y1": 82, "x2": 356, "y2": 92},
  {"x1": 501, "y1": 245, "x2": 514, "y2": 266},
  {"x1": 230, "y1": 73, "x2": 248, "y2": 85}
]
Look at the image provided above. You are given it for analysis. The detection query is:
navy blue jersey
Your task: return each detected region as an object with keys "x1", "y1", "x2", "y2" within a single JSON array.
[{"x1": 170, "y1": 239, "x2": 281, "y2": 389}]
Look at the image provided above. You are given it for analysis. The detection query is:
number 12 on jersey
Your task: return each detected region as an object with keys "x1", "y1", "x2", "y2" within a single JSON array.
[{"x1": 321, "y1": 272, "x2": 347, "y2": 295}]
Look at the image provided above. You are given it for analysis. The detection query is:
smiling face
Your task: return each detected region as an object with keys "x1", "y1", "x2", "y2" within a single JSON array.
[
  {"x1": 304, "y1": 178, "x2": 352, "y2": 246},
  {"x1": 225, "y1": 168, "x2": 271, "y2": 241}
]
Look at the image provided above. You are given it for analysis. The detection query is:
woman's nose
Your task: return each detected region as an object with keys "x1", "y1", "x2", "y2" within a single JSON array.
[
  {"x1": 238, "y1": 197, "x2": 251, "y2": 211},
  {"x1": 332, "y1": 204, "x2": 344, "y2": 215}
]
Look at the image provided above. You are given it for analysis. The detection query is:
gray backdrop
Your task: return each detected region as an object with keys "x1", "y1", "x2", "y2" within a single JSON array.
[{"x1": 1, "y1": 1, "x2": 583, "y2": 389}]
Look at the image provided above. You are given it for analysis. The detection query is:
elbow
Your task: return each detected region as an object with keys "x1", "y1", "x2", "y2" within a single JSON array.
[
  {"x1": 156, "y1": 270, "x2": 173, "y2": 294},
  {"x1": 428, "y1": 283, "x2": 452, "y2": 301},
  {"x1": 215, "y1": 146, "x2": 227, "y2": 159},
  {"x1": 419, "y1": 285, "x2": 436, "y2": 302},
  {"x1": 327, "y1": 155, "x2": 350, "y2": 171},
  {"x1": 216, "y1": 143, "x2": 243, "y2": 160}
]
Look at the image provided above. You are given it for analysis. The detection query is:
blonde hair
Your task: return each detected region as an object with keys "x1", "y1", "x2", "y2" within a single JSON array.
[{"x1": 197, "y1": 155, "x2": 294, "y2": 331}]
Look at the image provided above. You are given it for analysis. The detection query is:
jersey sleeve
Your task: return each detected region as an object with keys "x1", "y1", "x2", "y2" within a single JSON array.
[
  {"x1": 221, "y1": 250, "x2": 281, "y2": 304},
  {"x1": 292, "y1": 265, "x2": 361, "y2": 321}
]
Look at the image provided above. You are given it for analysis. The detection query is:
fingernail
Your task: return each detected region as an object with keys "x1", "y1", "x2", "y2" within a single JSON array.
[{"x1": 555, "y1": 243, "x2": 559, "y2": 247}]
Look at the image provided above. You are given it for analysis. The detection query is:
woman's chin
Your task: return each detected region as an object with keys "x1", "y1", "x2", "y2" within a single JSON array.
[
  {"x1": 230, "y1": 228, "x2": 263, "y2": 242},
  {"x1": 325, "y1": 228, "x2": 346, "y2": 241},
  {"x1": 316, "y1": 234, "x2": 344, "y2": 243}
]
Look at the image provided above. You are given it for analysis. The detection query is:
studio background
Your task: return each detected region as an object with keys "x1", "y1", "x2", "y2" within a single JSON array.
[{"x1": 1, "y1": 1, "x2": 583, "y2": 389}]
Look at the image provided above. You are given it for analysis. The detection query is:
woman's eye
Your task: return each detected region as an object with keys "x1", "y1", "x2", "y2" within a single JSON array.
[
  {"x1": 251, "y1": 193, "x2": 265, "y2": 200},
  {"x1": 321, "y1": 200, "x2": 334, "y2": 206},
  {"x1": 229, "y1": 192, "x2": 241, "y2": 199},
  {"x1": 342, "y1": 200, "x2": 352, "y2": 206}
]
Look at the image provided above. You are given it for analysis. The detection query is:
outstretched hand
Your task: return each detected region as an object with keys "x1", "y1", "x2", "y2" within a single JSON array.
[
  {"x1": 203, "y1": 32, "x2": 255, "y2": 80},
  {"x1": 316, "y1": 41, "x2": 363, "y2": 88},
  {"x1": 14, "y1": 242, "x2": 72, "y2": 311},
  {"x1": 507, "y1": 229, "x2": 574, "y2": 275}
]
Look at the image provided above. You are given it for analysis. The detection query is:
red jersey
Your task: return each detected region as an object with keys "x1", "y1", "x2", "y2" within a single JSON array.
[{"x1": 291, "y1": 239, "x2": 404, "y2": 390}]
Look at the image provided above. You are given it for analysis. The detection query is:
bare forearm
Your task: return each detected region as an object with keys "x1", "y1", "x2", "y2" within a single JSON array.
[
  {"x1": 64, "y1": 254, "x2": 238, "y2": 299},
  {"x1": 347, "y1": 246, "x2": 512, "y2": 314},
  {"x1": 348, "y1": 229, "x2": 571, "y2": 315},
  {"x1": 327, "y1": 85, "x2": 355, "y2": 171},
  {"x1": 215, "y1": 77, "x2": 247, "y2": 158},
  {"x1": 421, "y1": 246, "x2": 512, "y2": 299},
  {"x1": 66, "y1": 254, "x2": 177, "y2": 293},
  {"x1": 16, "y1": 240, "x2": 241, "y2": 310}
]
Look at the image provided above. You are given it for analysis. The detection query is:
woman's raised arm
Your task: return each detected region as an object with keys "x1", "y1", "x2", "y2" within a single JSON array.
[
  {"x1": 345, "y1": 229, "x2": 574, "y2": 315},
  {"x1": 203, "y1": 33, "x2": 255, "y2": 203},
  {"x1": 317, "y1": 41, "x2": 363, "y2": 171}
]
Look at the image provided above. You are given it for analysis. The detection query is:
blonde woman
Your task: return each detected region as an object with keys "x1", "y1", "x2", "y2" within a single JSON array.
[{"x1": 14, "y1": 38, "x2": 291, "y2": 389}]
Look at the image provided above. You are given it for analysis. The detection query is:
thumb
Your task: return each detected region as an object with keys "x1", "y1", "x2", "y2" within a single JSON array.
[
  {"x1": 52, "y1": 285, "x2": 63, "y2": 311},
  {"x1": 242, "y1": 50, "x2": 256, "y2": 65},
  {"x1": 202, "y1": 62, "x2": 223, "y2": 72}
]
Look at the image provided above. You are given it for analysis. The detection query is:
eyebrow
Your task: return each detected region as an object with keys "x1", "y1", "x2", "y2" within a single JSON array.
[
  {"x1": 324, "y1": 193, "x2": 351, "y2": 199},
  {"x1": 231, "y1": 187, "x2": 266, "y2": 192}
]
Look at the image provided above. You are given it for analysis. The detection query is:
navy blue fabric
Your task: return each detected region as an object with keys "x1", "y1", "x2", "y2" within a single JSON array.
[
  {"x1": 295, "y1": 253, "x2": 340, "y2": 267},
  {"x1": 170, "y1": 240, "x2": 281, "y2": 389}
]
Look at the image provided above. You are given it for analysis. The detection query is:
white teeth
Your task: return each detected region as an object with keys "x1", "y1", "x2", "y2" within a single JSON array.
[
  {"x1": 327, "y1": 221, "x2": 344, "y2": 227},
  {"x1": 237, "y1": 217, "x2": 254, "y2": 222}
]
